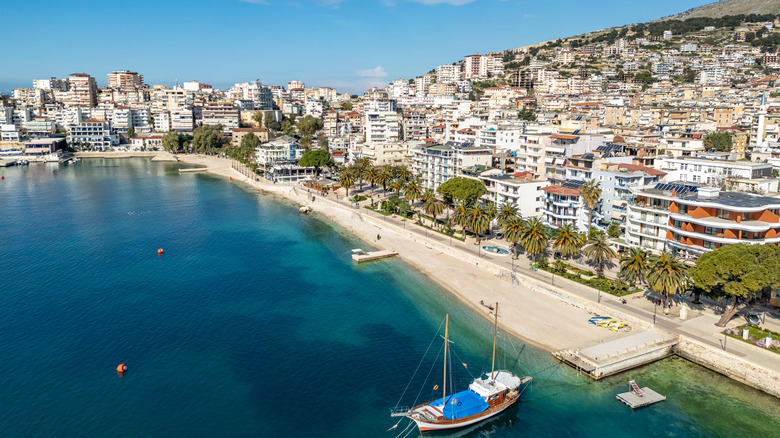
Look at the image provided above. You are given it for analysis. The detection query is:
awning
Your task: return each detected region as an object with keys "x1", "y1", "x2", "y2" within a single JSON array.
[
  {"x1": 613, "y1": 200, "x2": 627, "y2": 207},
  {"x1": 611, "y1": 211, "x2": 624, "y2": 220}
]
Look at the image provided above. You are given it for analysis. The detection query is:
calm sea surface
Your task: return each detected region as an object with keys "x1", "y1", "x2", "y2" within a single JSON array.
[{"x1": 0, "y1": 159, "x2": 778, "y2": 437}]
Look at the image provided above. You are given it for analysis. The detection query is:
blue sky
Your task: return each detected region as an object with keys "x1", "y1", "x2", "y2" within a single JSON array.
[{"x1": 0, "y1": 0, "x2": 713, "y2": 94}]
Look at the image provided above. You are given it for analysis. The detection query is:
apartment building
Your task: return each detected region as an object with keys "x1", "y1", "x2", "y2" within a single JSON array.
[
  {"x1": 231, "y1": 127, "x2": 269, "y2": 147},
  {"x1": 255, "y1": 138, "x2": 304, "y2": 166},
  {"x1": 365, "y1": 111, "x2": 400, "y2": 144},
  {"x1": 540, "y1": 181, "x2": 588, "y2": 232},
  {"x1": 436, "y1": 64, "x2": 461, "y2": 84},
  {"x1": 412, "y1": 142, "x2": 492, "y2": 190},
  {"x1": 655, "y1": 155, "x2": 777, "y2": 192},
  {"x1": 592, "y1": 163, "x2": 666, "y2": 230},
  {"x1": 67, "y1": 119, "x2": 119, "y2": 150},
  {"x1": 67, "y1": 73, "x2": 98, "y2": 107},
  {"x1": 478, "y1": 170, "x2": 546, "y2": 218},
  {"x1": 627, "y1": 183, "x2": 780, "y2": 259},
  {"x1": 170, "y1": 110, "x2": 194, "y2": 131},
  {"x1": 201, "y1": 102, "x2": 239, "y2": 128},
  {"x1": 108, "y1": 71, "x2": 143, "y2": 89}
]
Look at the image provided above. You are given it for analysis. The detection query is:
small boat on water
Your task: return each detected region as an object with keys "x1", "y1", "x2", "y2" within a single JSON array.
[{"x1": 391, "y1": 304, "x2": 532, "y2": 432}]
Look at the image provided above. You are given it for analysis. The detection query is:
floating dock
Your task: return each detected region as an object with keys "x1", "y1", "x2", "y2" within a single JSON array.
[
  {"x1": 616, "y1": 382, "x2": 666, "y2": 409},
  {"x1": 178, "y1": 168, "x2": 208, "y2": 173},
  {"x1": 351, "y1": 249, "x2": 398, "y2": 262},
  {"x1": 553, "y1": 330, "x2": 677, "y2": 380}
]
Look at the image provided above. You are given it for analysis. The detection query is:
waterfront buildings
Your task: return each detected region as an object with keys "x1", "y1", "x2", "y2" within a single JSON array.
[{"x1": 66, "y1": 119, "x2": 119, "y2": 150}]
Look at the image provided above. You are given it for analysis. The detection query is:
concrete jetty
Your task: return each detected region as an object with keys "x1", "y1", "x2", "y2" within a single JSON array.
[
  {"x1": 351, "y1": 249, "x2": 398, "y2": 262},
  {"x1": 553, "y1": 330, "x2": 677, "y2": 379},
  {"x1": 616, "y1": 382, "x2": 666, "y2": 409},
  {"x1": 178, "y1": 167, "x2": 208, "y2": 173}
]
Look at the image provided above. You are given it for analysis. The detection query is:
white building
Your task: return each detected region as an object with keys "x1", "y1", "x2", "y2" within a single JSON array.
[
  {"x1": 478, "y1": 171, "x2": 546, "y2": 218},
  {"x1": 412, "y1": 142, "x2": 493, "y2": 190},
  {"x1": 67, "y1": 119, "x2": 119, "y2": 150},
  {"x1": 365, "y1": 111, "x2": 400, "y2": 144}
]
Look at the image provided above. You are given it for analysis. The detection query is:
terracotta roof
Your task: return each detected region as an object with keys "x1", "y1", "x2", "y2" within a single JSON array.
[
  {"x1": 616, "y1": 163, "x2": 666, "y2": 176},
  {"x1": 550, "y1": 134, "x2": 579, "y2": 140},
  {"x1": 542, "y1": 185, "x2": 581, "y2": 196},
  {"x1": 82, "y1": 119, "x2": 106, "y2": 123}
]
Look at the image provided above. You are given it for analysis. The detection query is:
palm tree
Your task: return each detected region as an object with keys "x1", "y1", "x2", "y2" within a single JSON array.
[
  {"x1": 582, "y1": 232, "x2": 616, "y2": 277},
  {"x1": 451, "y1": 201, "x2": 470, "y2": 240},
  {"x1": 392, "y1": 179, "x2": 405, "y2": 196},
  {"x1": 646, "y1": 252, "x2": 690, "y2": 310},
  {"x1": 405, "y1": 179, "x2": 422, "y2": 207},
  {"x1": 619, "y1": 247, "x2": 650, "y2": 287},
  {"x1": 496, "y1": 204, "x2": 519, "y2": 229},
  {"x1": 375, "y1": 169, "x2": 391, "y2": 196},
  {"x1": 397, "y1": 166, "x2": 413, "y2": 183},
  {"x1": 520, "y1": 216, "x2": 549, "y2": 261},
  {"x1": 580, "y1": 179, "x2": 602, "y2": 238},
  {"x1": 552, "y1": 223, "x2": 585, "y2": 260},
  {"x1": 339, "y1": 170, "x2": 355, "y2": 198},
  {"x1": 466, "y1": 204, "x2": 491, "y2": 245},
  {"x1": 365, "y1": 167, "x2": 378, "y2": 194},
  {"x1": 422, "y1": 190, "x2": 444, "y2": 228},
  {"x1": 484, "y1": 203, "x2": 497, "y2": 237},
  {"x1": 503, "y1": 216, "x2": 524, "y2": 258},
  {"x1": 352, "y1": 164, "x2": 366, "y2": 191}
]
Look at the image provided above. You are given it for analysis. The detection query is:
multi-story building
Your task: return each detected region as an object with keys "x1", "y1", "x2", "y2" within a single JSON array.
[
  {"x1": 478, "y1": 171, "x2": 546, "y2": 218},
  {"x1": 67, "y1": 73, "x2": 98, "y2": 107},
  {"x1": 591, "y1": 163, "x2": 666, "y2": 231},
  {"x1": 365, "y1": 111, "x2": 400, "y2": 144},
  {"x1": 412, "y1": 142, "x2": 492, "y2": 190},
  {"x1": 655, "y1": 156, "x2": 777, "y2": 192},
  {"x1": 231, "y1": 127, "x2": 269, "y2": 147},
  {"x1": 170, "y1": 110, "x2": 194, "y2": 131},
  {"x1": 627, "y1": 183, "x2": 780, "y2": 259},
  {"x1": 107, "y1": 71, "x2": 143, "y2": 89},
  {"x1": 540, "y1": 182, "x2": 588, "y2": 232},
  {"x1": 67, "y1": 119, "x2": 119, "y2": 150},
  {"x1": 201, "y1": 102, "x2": 239, "y2": 129},
  {"x1": 255, "y1": 138, "x2": 304, "y2": 166},
  {"x1": 436, "y1": 64, "x2": 461, "y2": 84}
]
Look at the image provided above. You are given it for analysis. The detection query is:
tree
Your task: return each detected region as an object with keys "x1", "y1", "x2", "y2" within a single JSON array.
[
  {"x1": 162, "y1": 131, "x2": 181, "y2": 153},
  {"x1": 520, "y1": 217, "x2": 549, "y2": 261},
  {"x1": 127, "y1": 127, "x2": 135, "y2": 138},
  {"x1": 607, "y1": 221, "x2": 621, "y2": 238},
  {"x1": 392, "y1": 179, "x2": 405, "y2": 196},
  {"x1": 496, "y1": 204, "x2": 519, "y2": 229},
  {"x1": 253, "y1": 112, "x2": 264, "y2": 127},
  {"x1": 281, "y1": 117, "x2": 296, "y2": 136},
  {"x1": 518, "y1": 109, "x2": 537, "y2": 122},
  {"x1": 240, "y1": 132, "x2": 259, "y2": 150},
  {"x1": 647, "y1": 252, "x2": 690, "y2": 312},
  {"x1": 580, "y1": 180, "x2": 602, "y2": 238},
  {"x1": 690, "y1": 244, "x2": 780, "y2": 327},
  {"x1": 375, "y1": 168, "x2": 391, "y2": 195},
  {"x1": 466, "y1": 204, "x2": 491, "y2": 245},
  {"x1": 352, "y1": 164, "x2": 366, "y2": 191},
  {"x1": 503, "y1": 216, "x2": 524, "y2": 258},
  {"x1": 397, "y1": 166, "x2": 413, "y2": 183},
  {"x1": 192, "y1": 125, "x2": 226, "y2": 154},
  {"x1": 297, "y1": 115, "x2": 323, "y2": 138},
  {"x1": 552, "y1": 223, "x2": 585, "y2": 260},
  {"x1": 422, "y1": 190, "x2": 444, "y2": 227},
  {"x1": 451, "y1": 201, "x2": 470, "y2": 239},
  {"x1": 582, "y1": 232, "x2": 616, "y2": 277},
  {"x1": 619, "y1": 247, "x2": 649, "y2": 287},
  {"x1": 366, "y1": 167, "x2": 378, "y2": 194},
  {"x1": 703, "y1": 131, "x2": 732, "y2": 152},
  {"x1": 298, "y1": 149, "x2": 332, "y2": 178},
  {"x1": 339, "y1": 170, "x2": 355, "y2": 197},
  {"x1": 405, "y1": 179, "x2": 422, "y2": 206},
  {"x1": 341, "y1": 102, "x2": 353, "y2": 111},
  {"x1": 436, "y1": 177, "x2": 487, "y2": 205}
]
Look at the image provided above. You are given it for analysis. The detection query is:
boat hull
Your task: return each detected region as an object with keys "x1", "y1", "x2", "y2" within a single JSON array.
[{"x1": 411, "y1": 397, "x2": 518, "y2": 432}]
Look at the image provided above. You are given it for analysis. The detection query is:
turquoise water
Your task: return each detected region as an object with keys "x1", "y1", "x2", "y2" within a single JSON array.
[{"x1": 1, "y1": 159, "x2": 778, "y2": 437}]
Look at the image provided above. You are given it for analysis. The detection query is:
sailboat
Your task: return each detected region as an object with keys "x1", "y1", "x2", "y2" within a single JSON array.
[{"x1": 391, "y1": 304, "x2": 532, "y2": 432}]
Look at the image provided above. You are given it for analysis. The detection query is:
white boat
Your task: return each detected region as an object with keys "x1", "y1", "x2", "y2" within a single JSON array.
[{"x1": 391, "y1": 304, "x2": 532, "y2": 432}]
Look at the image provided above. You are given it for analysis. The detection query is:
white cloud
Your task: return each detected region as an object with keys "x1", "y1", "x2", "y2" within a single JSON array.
[
  {"x1": 356, "y1": 66, "x2": 387, "y2": 78},
  {"x1": 410, "y1": 0, "x2": 476, "y2": 5}
]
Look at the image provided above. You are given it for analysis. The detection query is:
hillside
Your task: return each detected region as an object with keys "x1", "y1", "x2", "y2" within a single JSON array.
[{"x1": 663, "y1": 0, "x2": 780, "y2": 20}]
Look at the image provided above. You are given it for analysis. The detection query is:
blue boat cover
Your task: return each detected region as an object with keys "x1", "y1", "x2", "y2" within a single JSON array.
[{"x1": 429, "y1": 390, "x2": 489, "y2": 420}]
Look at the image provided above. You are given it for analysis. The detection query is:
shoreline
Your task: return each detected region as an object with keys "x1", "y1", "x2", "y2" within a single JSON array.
[{"x1": 72, "y1": 153, "x2": 780, "y2": 399}]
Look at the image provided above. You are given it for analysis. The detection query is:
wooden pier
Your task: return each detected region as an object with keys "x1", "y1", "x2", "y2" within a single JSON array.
[
  {"x1": 616, "y1": 384, "x2": 666, "y2": 409},
  {"x1": 351, "y1": 249, "x2": 398, "y2": 262}
]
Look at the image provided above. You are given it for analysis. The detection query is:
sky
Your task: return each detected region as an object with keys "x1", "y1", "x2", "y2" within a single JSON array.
[{"x1": 0, "y1": 0, "x2": 715, "y2": 94}]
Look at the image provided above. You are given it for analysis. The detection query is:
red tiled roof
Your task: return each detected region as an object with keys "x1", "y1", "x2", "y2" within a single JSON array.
[
  {"x1": 616, "y1": 163, "x2": 666, "y2": 176},
  {"x1": 550, "y1": 134, "x2": 579, "y2": 140},
  {"x1": 542, "y1": 185, "x2": 581, "y2": 196}
]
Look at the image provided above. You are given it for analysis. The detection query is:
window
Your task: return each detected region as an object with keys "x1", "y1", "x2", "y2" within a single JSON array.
[
  {"x1": 678, "y1": 204, "x2": 687, "y2": 214},
  {"x1": 703, "y1": 240, "x2": 716, "y2": 249},
  {"x1": 674, "y1": 220, "x2": 683, "y2": 228},
  {"x1": 717, "y1": 209, "x2": 730, "y2": 220},
  {"x1": 704, "y1": 227, "x2": 716, "y2": 236}
]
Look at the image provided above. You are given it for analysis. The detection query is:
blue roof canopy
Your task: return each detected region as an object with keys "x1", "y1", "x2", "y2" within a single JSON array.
[{"x1": 429, "y1": 390, "x2": 489, "y2": 420}]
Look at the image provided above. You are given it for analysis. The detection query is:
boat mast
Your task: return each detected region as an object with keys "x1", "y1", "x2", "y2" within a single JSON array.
[
  {"x1": 443, "y1": 314, "x2": 449, "y2": 404},
  {"x1": 491, "y1": 303, "x2": 498, "y2": 380}
]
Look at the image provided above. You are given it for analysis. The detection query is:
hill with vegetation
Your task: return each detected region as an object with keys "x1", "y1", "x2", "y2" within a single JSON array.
[{"x1": 663, "y1": 0, "x2": 780, "y2": 21}]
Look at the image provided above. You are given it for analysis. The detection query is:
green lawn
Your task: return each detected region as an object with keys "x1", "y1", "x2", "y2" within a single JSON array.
[{"x1": 725, "y1": 325, "x2": 780, "y2": 355}]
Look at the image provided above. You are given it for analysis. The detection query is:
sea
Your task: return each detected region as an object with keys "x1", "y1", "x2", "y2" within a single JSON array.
[{"x1": 1, "y1": 159, "x2": 778, "y2": 437}]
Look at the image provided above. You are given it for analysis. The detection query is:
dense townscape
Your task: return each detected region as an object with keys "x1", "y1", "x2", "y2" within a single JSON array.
[{"x1": 3, "y1": 12, "x2": 780, "y2": 321}]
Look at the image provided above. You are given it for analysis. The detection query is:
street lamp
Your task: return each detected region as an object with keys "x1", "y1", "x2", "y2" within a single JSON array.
[{"x1": 653, "y1": 300, "x2": 657, "y2": 325}]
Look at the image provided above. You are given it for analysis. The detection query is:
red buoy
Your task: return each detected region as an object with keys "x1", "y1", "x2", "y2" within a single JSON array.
[
  {"x1": 229, "y1": 176, "x2": 232, "y2": 181},
  {"x1": 117, "y1": 364, "x2": 127, "y2": 373},
  {"x1": 158, "y1": 248, "x2": 164, "y2": 254}
]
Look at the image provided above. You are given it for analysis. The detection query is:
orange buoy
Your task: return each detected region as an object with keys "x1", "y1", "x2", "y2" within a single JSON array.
[
  {"x1": 117, "y1": 364, "x2": 127, "y2": 373},
  {"x1": 158, "y1": 248, "x2": 164, "y2": 254},
  {"x1": 229, "y1": 176, "x2": 232, "y2": 181}
]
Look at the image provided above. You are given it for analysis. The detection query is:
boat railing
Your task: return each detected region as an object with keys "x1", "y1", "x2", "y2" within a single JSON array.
[{"x1": 389, "y1": 407, "x2": 412, "y2": 417}]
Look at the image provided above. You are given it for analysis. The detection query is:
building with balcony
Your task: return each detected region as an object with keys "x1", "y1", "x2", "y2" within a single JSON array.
[
  {"x1": 540, "y1": 181, "x2": 588, "y2": 232},
  {"x1": 655, "y1": 155, "x2": 777, "y2": 192},
  {"x1": 201, "y1": 102, "x2": 239, "y2": 129},
  {"x1": 478, "y1": 170, "x2": 546, "y2": 218},
  {"x1": 592, "y1": 163, "x2": 666, "y2": 231},
  {"x1": 67, "y1": 73, "x2": 98, "y2": 107},
  {"x1": 107, "y1": 71, "x2": 143, "y2": 89},
  {"x1": 627, "y1": 182, "x2": 780, "y2": 259},
  {"x1": 412, "y1": 142, "x2": 492, "y2": 190},
  {"x1": 67, "y1": 119, "x2": 119, "y2": 150},
  {"x1": 255, "y1": 138, "x2": 304, "y2": 166}
]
